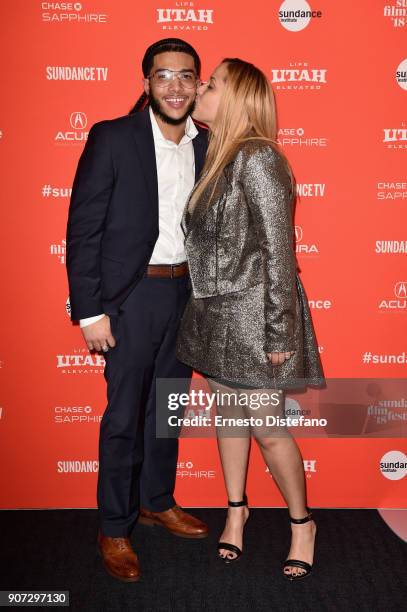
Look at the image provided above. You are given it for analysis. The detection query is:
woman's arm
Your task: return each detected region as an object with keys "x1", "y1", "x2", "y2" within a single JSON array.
[{"x1": 241, "y1": 143, "x2": 297, "y2": 354}]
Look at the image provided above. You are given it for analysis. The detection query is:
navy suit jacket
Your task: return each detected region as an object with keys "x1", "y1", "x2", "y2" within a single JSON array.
[{"x1": 66, "y1": 106, "x2": 208, "y2": 320}]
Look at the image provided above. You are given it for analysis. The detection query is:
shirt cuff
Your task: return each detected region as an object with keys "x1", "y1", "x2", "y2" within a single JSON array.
[{"x1": 79, "y1": 314, "x2": 105, "y2": 328}]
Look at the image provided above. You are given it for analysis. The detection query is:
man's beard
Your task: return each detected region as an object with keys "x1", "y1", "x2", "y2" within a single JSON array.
[{"x1": 149, "y1": 93, "x2": 196, "y2": 125}]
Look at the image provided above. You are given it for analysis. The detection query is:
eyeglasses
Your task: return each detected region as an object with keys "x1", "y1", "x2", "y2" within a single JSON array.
[{"x1": 147, "y1": 69, "x2": 199, "y2": 89}]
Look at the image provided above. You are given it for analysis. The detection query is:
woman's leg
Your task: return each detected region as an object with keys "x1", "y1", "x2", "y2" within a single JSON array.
[
  {"x1": 206, "y1": 378, "x2": 251, "y2": 560},
  {"x1": 242, "y1": 388, "x2": 317, "y2": 577}
]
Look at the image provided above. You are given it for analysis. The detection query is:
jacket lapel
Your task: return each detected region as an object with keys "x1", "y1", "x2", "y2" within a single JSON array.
[
  {"x1": 131, "y1": 107, "x2": 159, "y2": 222},
  {"x1": 192, "y1": 128, "x2": 207, "y2": 182},
  {"x1": 182, "y1": 168, "x2": 229, "y2": 239}
]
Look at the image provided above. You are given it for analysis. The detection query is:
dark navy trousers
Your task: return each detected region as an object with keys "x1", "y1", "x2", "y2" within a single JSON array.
[{"x1": 97, "y1": 273, "x2": 192, "y2": 537}]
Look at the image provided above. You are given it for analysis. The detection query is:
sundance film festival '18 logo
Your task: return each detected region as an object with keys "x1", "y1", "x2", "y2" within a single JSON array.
[
  {"x1": 50, "y1": 238, "x2": 66, "y2": 263},
  {"x1": 271, "y1": 62, "x2": 327, "y2": 91},
  {"x1": 278, "y1": 0, "x2": 322, "y2": 32},
  {"x1": 378, "y1": 281, "x2": 407, "y2": 311},
  {"x1": 383, "y1": 1, "x2": 407, "y2": 28},
  {"x1": 157, "y1": 1, "x2": 214, "y2": 31},
  {"x1": 41, "y1": 2, "x2": 108, "y2": 23},
  {"x1": 368, "y1": 398, "x2": 407, "y2": 426},
  {"x1": 55, "y1": 112, "x2": 89, "y2": 145}
]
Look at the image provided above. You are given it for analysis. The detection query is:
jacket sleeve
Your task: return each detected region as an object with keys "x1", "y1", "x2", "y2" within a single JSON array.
[
  {"x1": 66, "y1": 121, "x2": 114, "y2": 321},
  {"x1": 241, "y1": 144, "x2": 297, "y2": 353}
]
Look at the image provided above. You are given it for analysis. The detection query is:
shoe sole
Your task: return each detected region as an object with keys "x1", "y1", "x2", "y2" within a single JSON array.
[
  {"x1": 137, "y1": 515, "x2": 209, "y2": 538},
  {"x1": 218, "y1": 553, "x2": 242, "y2": 564},
  {"x1": 283, "y1": 521, "x2": 317, "y2": 580},
  {"x1": 217, "y1": 509, "x2": 250, "y2": 563},
  {"x1": 96, "y1": 546, "x2": 141, "y2": 583},
  {"x1": 284, "y1": 570, "x2": 312, "y2": 580}
]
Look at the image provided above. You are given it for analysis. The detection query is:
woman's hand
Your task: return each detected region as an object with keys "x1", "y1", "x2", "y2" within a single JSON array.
[{"x1": 266, "y1": 351, "x2": 295, "y2": 365}]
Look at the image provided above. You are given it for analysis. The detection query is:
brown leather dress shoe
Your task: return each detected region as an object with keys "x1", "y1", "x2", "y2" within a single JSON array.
[
  {"x1": 97, "y1": 531, "x2": 141, "y2": 582},
  {"x1": 138, "y1": 504, "x2": 209, "y2": 538}
]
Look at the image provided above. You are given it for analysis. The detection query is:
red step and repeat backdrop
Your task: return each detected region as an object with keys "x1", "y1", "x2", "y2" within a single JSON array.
[{"x1": 0, "y1": 1, "x2": 406, "y2": 509}]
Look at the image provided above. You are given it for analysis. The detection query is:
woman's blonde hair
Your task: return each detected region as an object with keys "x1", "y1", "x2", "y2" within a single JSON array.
[{"x1": 189, "y1": 58, "x2": 295, "y2": 210}]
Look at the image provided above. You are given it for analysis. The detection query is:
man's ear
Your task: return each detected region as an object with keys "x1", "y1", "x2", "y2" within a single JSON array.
[{"x1": 143, "y1": 78, "x2": 150, "y2": 97}]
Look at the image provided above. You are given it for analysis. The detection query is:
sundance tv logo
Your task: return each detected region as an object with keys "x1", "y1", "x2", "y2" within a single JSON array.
[
  {"x1": 55, "y1": 112, "x2": 89, "y2": 145},
  {"x1": 296, "y1": 182, "x2": 326, "y2": 198},
  {"x1": 41, "y1": 2, "x2": 108, "y2": 23},
  {"x1": 278, "y1": 0, "x2": 322, "y2": 32},
  {"x1": 46, "y1": 65, "x2": 108, "y2": 81},
  {"x1": 271, "y1": 62, "x2": 327, "y2": 90},
  {"x1": 156, "y1": 1, "x2": 214, "y2": 31},
  {"x1": 375, "y1": 240, "x2": 407, "y2": 253},
  {"x1": 57, "y1": 460, "x2": 99, "y2": 473},
  {"x1": 378, "y1": 281, "x2": 407, "y2": 311}
]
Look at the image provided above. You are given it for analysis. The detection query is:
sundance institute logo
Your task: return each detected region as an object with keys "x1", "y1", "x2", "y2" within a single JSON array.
[
  {"x1": 278, "y1": 0, "x2": 322, "y2": 32},
  {"x1": 396, "y1": 58, "x2": 407, "y2": 90},
  {"x1": 380, "y1": 450, "x2": 407, "y2": 480}
]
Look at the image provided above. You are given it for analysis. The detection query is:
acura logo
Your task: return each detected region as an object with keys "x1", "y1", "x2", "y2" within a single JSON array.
[
  {"x1": 70, "y1": 112, "x2": 87, "y2": 130},
  {"x1": 294, "y1": 225, "x2": 303, "y2": 242},
  {"x1": 394, "y1": 281, "x2": 407, "y2": 298}
]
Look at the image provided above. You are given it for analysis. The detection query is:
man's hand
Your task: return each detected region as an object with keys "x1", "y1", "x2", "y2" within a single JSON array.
[
  {"x1": 266, "y1": 351, "x2": 295, "y2": 365},
  {"x1": 81, "y1": 315, "x2": 116, "y2": 352}
]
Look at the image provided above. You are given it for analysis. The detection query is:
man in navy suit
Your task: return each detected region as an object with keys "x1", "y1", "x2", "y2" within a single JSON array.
[{"x1": 66, "y1": 38, "x2": 208, "y2": 582}]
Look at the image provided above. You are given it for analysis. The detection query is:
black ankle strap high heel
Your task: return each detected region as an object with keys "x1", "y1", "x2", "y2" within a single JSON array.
[
  {"x1": 217, "y1": 494, "x2": 248, "y2": 564},
  {"x1": 283, "y1": 507, "x2": 316, "y2": 580}
]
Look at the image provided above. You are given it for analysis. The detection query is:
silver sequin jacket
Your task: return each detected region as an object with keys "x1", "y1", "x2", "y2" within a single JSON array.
[{"x1": 181, "y1": 140, "x2": 300, "y2": 354}]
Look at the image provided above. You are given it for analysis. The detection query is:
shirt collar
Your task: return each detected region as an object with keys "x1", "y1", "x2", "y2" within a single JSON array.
[{"x1": 149, "y1": 105, "x2": 198, "y2": 145}]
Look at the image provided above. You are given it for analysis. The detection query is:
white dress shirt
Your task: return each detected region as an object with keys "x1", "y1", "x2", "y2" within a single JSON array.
[{"x1": 79, "y1": 106, "x2": 198, "y2": 328}]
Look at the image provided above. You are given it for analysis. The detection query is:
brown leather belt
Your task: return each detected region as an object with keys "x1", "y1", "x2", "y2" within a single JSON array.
[{"x1": 146, "y1": 261, "x2": 189, "y2": 278}]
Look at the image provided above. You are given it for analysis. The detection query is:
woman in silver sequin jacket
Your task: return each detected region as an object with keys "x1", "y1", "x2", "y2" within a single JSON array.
[{"x1": 176, "y1": 58, "x2": 325, "y2": 579}]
